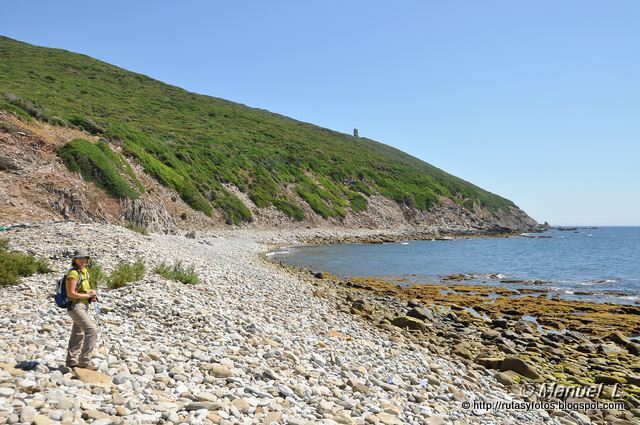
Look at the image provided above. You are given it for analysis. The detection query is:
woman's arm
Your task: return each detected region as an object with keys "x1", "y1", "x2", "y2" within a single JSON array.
[{"x1": 66, "y1": 278, "x2": 96, "y2": 300}]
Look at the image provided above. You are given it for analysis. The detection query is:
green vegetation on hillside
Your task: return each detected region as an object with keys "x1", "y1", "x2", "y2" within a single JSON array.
[
  {"x1": 0, "y1": 36, "x2": 516, "y2": 223},
  {"x1": 58, "y1": 138, "x2": 143, "y2": 199}
]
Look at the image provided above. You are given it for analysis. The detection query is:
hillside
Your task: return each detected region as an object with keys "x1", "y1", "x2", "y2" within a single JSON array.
[{"x1": 0, "y1": 36, "x2": 539, "y2": 232}]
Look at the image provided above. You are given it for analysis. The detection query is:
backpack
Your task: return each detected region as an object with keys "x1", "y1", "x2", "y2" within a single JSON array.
[{"x1": 54, "y1": 268, "x2": 86, "y2": 308}]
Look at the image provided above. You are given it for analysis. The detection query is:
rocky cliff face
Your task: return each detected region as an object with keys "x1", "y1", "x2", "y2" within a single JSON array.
[{"x1": 0, "y1": 112, "x2": 542, "y2": 234}]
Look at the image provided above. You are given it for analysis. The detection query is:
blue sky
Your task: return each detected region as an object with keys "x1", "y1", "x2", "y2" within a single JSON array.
[{"x1": 2, "y1": 1, "x2": 638, "y2": 225}]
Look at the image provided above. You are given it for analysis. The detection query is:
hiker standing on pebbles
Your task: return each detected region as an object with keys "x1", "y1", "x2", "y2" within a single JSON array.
[{"x1": 65, "y1": 249, "x2": 98, "y2": 370}]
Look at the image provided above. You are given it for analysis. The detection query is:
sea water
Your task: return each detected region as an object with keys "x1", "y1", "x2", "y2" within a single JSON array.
[{"x1": 271, "y1": 227, "x2": 640, "y2": 305}]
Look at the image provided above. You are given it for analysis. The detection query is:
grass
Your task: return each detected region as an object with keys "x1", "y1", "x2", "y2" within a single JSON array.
[
  {"x1": 154, "y1": 260, "x2": 200, "y2": 285},
  {"x1": 0, "y1": 35, "x2": 518, "y2": 222},
  {"x1": 107, "y1": 257, "x2": 146, "y2": 289},
  {"x1": 0, "y1": 238, "x2": 52, "y2": 286},
  {"x1": 125, "y1": 222, "x2": 149, "y2": 235}
]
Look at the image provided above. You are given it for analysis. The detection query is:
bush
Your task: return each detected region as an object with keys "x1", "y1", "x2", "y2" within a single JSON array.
[
  {"x1": 107, "y1": 257, "x2": 145, "y2": 289},
  {"x1": 68, "y1": 115, "x2": 105, "y2": 135},
  {"x1": 295, "y1": 180, "x2": 333, "y2": 219},
  {"x1": 273, "y1": 197, "x2": 304, "y2": 221},
  {"x1": 213, "y1": 190, "x2": 252, "y2": 224},
  {"x1": 87, "y1": 259, "x2": 107, "y2": 290},
  {"x1": 122, "y1": 140, "x2": 213, "y2": 216},
  {"x1": 347, "y1": 191, "x2": 367, "y2": 213},
  {"x1": 58, "y1": 138, "x2": 140, "y2": 199},
  {"x1": 154, "y1": 260, "x2": 200, "y2": 285},
  {"x1": 2, "y1": 92, "x2": 50, "y2": 121},
  {"x1": 125, "y1": 222, "x2": 149, "y2": 235},
  {"x1": 0, "y1": 238, "x2": 52, "y2": 286},
  {"x1": 49, "y1": 116, "x2": 68, "y2": 127}
]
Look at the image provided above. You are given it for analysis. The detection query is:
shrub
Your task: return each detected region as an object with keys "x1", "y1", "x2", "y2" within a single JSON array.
[
  {"x1": 49, "y1": 116, "x2": 68, "y2": 127},
  {"x1": 213, "y1": 190, "x2": 252, "y2": 224},
  {"x1": 347, "y1": 191, "x2": 367, "y2": 213},
  {"x1": 273, "y1": 198, "x2": 304, "y2": 221},
  {"x1": 107, "y1": 257, "x2": 145, "y2": 289},
  {"x1": 0, "y1": 99, "x2": 32, "y2": 121},
  {"x1": 125, "y1": 222, "x2": 149, "y2": 235},
  {"x1": 2, "y1": 92, "x2": 50, "y2": 121},
  {"x1": 0, "y1": 238, "x2": 52, "y2": 286},
  {"x1": 295, "y1": 179, "x2": 333, "y2": 219},
  {"x1": 58, "y1": 138, "x2": 140, "y2": 199},
  {"x1": 87, "y1": 259, "x2": 107, "y2": 290},
  {"x1": 68, "y1": 115, "x2": 105, "y2": 135},
  {"x1": 122, "y1": 140, "x2": 213, "y2": 216},
  {"x1": 154, "y1": 260, "x2": 200, "y2": 285}
]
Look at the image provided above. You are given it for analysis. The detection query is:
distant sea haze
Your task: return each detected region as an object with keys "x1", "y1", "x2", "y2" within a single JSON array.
[{"x1": 272, "y1": 227, "x2": 640, "y2": 305}]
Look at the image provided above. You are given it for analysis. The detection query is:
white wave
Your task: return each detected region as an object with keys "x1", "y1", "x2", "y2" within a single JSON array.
[
  {"x1": 265, "y1": 250, "x2": 291, "y2": 257},
  {"x1": 577, "y1": 278, "x2": 619, "y2": 286}
]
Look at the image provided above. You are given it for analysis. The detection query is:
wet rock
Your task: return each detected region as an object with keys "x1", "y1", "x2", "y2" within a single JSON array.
[
  {"x1": 491, "y1": 318, "x2": 509, "y2": 329},
  {"x1": 607, "y1": 331, "x2": 631, "y2": 346},
  {"x1": 628, "y1": 342, "x2": 640, "y2": 356},
  {"x1": 595, "y1": 375, "x2": 627, "y2": 385}
]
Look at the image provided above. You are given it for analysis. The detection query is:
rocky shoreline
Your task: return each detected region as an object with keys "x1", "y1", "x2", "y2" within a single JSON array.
[
  {"x1": 284, "y1": 269, "x2": 640, "y2": 423},
  {"x1": 0, "y1": 221, "x2": 622, "y2": 424}
]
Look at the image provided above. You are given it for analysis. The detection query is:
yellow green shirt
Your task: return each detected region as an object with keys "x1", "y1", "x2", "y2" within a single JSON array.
[{"x1": 66, "y1": 268, "x2": 90, "y2": 304}]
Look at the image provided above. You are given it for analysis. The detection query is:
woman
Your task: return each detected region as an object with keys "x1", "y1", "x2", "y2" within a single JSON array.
[{"x1": 65, "y1": 249, "x2": 98, "y2": 370}]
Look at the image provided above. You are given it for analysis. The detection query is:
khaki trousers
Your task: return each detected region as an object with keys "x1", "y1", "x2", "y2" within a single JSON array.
[{"x1": 65, "y1": 302, "x2": 97, "y2": 367}]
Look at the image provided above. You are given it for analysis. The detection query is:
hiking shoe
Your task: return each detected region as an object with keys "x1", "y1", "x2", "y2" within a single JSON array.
[{"x1": 76, "y1": 364, "x2": 99, "y2": 371}]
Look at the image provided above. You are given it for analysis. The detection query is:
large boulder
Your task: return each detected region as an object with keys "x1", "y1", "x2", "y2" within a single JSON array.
[
  {"x1": 627, "y1": 342, "x2": 640, "y2": 356},
  {"x1": 492, "y1": 318, "x2": 509, "y2": 329},
  {"x1": 452, "y1": 343, "x2": 473, "y2": 360},
  {"x1": 481, "y1": 329, "x2": 501, "y2": 340},
  {"x1": 595, "y1": 375, "x2": 626, "y2": 385},
  {"x1": 495, "y1": 371, "x2": 516, "y2": 386},
  {"x1": 391, "y1": 316, "x2": 427, "y2": 332},
  {"x1": 407, "y1": 307, "x2": 434, "y2": 321},
  {"x1": 499, "y1": 357, "x2": 541, "y2": 379},
  {"x1": 606, "y1": 331, "x2": 631, "y2": 346},
  {"x1": 475, "y1": 357, "x2": 504, "y2": 370},
  {"x1": 351, "y1": 299, "x2": 374, "y2": 314}
]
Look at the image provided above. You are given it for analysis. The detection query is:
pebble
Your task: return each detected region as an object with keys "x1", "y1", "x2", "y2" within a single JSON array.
[{"x1": 0, "y1": 222, "x2": 558, "y2": 424}]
